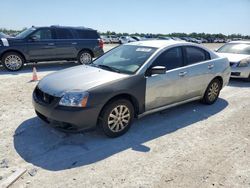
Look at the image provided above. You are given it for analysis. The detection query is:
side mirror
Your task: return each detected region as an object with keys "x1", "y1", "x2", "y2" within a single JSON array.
[
  {"x1": 214, "y1": 48, "x2": 218, "y2": 52},
  {"x1": 29, "y1": 36, "x2": 38, "y2": 41},
  {"x1": 147, "y1": 66, "x2": 167, "y2": 76}
]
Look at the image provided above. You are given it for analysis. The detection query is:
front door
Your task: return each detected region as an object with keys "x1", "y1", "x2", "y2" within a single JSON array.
[
  {"x1": 26, "y1": 28, "x2": 57, "y2": 61},
  {"x1": 145, "y1": 47, "x2": 188, "y2": 111}
]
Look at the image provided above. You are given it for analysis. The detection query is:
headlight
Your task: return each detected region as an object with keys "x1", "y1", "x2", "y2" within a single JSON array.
[
  {"x1": 238, "y1": 57, "x2": 250, "y2": 67},
  {"x1": 59, "y1": 91, "x2": 89, "y2": 107}
]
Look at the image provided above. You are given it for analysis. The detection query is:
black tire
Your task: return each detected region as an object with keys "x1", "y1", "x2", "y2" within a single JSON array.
[
  {"x1": 2, "y1": 52, "x2": 24, "y2": 71},
  {"x1": 77, "y1": 50, "x2": 92, "y2": 64},
  {"x1": 202, "y1": 79, "x2": 222, "y2": 105},
  {"x1": 246, "y1": 74, "x2": 250, "y2": 82},
  {"x1": 99, "y1": 99, "x2": 134, "y2": 138}
]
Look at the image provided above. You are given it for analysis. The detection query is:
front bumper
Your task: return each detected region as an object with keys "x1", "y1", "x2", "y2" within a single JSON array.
[
  {"x1": 32, "y1": 90, "x2": 101, "y2": 132},
  {"x1": 230, "y1": 66, "x2": 250, "y2": 79}
]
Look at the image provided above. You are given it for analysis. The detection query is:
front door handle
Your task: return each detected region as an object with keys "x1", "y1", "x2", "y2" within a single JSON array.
[
  {"x1": 72, "y1": 42, "x2": 77, "y2": 45},
  {"x1": 47, "y1": 43, "x2": 55, "y2": 46},
  {"x1": 208, "y1": 64, "x2": 214, "y2": 69},
  {"x1": 179, "y1": 71, "x2": 187, "y2": 77}
]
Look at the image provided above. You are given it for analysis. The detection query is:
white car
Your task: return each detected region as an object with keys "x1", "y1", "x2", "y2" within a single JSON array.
[
  {"x1": 119, "y1": 36, "x2": 137, "y2": 44},
  {"x1": 216, "y1": 41, "x2": 250, "y2": 81},
  {"x1": 108, "y1": 35, "x2": 119, "y2": 43},
  {"x1": 101, "y1": 35, "x2": 111, "y2": 43}
]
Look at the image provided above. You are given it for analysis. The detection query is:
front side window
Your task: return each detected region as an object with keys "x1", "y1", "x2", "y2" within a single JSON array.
[
  {"x1": 30, "y1": 29, "x2": 52, "y2": 40},
  {"x1": 185, "y1": 46, "x2": 209, "y2": 65},
  {"x1": 152, "y1": 47, "x2": 184, "y2": 70},
  {"x1": 217, "y1": 43, "x2": 250, "y2": 55},
  {"x1": 92, "y1": 45, "x2": 157, "y2": 74}
]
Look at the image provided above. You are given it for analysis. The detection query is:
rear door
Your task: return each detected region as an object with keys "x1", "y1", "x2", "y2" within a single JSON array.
[
  {"x1": 54, "y1": 28, "x2": 78, "y2": 59},
  {"x1": 183, "y1": 46, "x2": 213, "y2": 98},
  {"x1": 145, "y1": 47, "x2": 189, "y2": 111},
  {"x1": 26, "y1": 28, "x2": 57, "y2": 60}
]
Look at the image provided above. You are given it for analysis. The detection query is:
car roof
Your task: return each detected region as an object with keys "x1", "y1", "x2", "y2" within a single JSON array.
[
  {"x1": 228, "y1": 40, "x2": 250, "y2": 44},
  {"x1": 32, "y1": 25, "x2": 95, "y2": 31},
  {"x1": 125, "y1": 40, "x2": 189, "y2": 48}
]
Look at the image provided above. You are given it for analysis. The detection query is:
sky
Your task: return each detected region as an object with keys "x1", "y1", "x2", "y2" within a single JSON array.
[{"x1": 0, "y1": 0, "x2": 250, "y2": 35}]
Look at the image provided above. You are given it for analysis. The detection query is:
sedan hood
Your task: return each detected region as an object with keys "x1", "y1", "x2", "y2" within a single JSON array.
[
  {"x1": 217, "y1": 53, "x2": 250, "y2": 63},
  {"x1": 38, "y1": 65, "x2": 128, "y2": 97}
]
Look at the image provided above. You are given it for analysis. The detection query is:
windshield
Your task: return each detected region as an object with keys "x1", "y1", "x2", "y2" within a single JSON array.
[
  {"x1": 217, "y1": 43, "x2": 250, "y2": 55},
  {"x1": 15, "y1": 28, "x2": 36, "y2": 39},
  {"x1": 0, "y1": 32, "x2": 8, "y2": 38},
  {"x1": 92, "y1": 45, "x2": 157, "y2": 74}
]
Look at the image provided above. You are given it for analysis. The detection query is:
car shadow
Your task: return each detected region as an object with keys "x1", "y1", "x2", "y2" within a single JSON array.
[
  {"x1": 14, "y1": 98, "x2": 228, "y2": 171},
  {"x1": 228, "y1": 78, "x2": 250, "y2": 88},
  {"x1": 0, "y1": 61, "x2": 78, "y2": 75}
]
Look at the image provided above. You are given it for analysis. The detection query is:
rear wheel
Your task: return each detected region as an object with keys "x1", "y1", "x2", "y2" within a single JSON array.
[
  {"x1": 78, "y1": 50, "x2": 92, "y2": 64},
  {"x1": 2, "y1": 52, "x2": 24, "y2": 71},
  {"x1": 99, "y1": 99, "x2": 134, "y2": 138},
  {"x1": 202, "y1": 79, "x2": 222, "y2": 105}
]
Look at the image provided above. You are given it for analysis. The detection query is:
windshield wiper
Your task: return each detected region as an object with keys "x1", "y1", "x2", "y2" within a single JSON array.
[{"x1": 95, "y1": 64, "x2": 121, "y2": 73}]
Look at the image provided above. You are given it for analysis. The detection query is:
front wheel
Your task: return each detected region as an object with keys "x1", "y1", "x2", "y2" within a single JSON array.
[
  {"x1": 202, "y1": 79, "x2": 222, "y2": 105},
  {"x1": 99, "y1": 99, "x2": 134, "y2": 138},
  {"x1": 78, "y1": 51, "x2": 92, "y2": 64},
  {"x1": 2, "y1": 52, "x2": 24, "y2": 71}
]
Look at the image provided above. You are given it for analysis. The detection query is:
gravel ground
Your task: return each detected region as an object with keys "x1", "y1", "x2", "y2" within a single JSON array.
[{"x1": 0, "y1": 43, "x2": 249, "y2": 188}]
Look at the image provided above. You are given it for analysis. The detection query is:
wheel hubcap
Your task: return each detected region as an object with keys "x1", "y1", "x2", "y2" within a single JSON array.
[
  {"x1": 5, "y1": 55, "x2": 22, "y2": 70},
  {"x1": 208, "y1": 82, "x2": 219, "y2": 101},
  {"x1": 80, "y1": 53, "x2": 92, "y2": 64},
  {"x1": 108, "y1": 105, "x2": 131, "y2": 132}
]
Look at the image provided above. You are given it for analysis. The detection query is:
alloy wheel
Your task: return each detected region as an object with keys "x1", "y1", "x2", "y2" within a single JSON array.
[
  {"x1": 80, "y1": 52, "x2": 92, "y2": 64},
  {"x1": 208, "y1": 82, "x2": 219, "y2": 102},
  {"x1": 4, "y1": 55, "x2": 23, "y2": 70},
  {"x1": 108, "y1": 105, "x2": 131, "y2": 133}
]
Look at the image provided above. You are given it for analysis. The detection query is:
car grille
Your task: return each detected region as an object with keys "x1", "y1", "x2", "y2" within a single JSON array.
[{"x1": 34, "y1": 87, "x2": 56, "y2": 104}]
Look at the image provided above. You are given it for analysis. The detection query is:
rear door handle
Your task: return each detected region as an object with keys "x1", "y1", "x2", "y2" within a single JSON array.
[
  {"x1": 47, "y1": 43, "x2": 55, "y2": 46},
  {"x1": 72, "y1": 42, "x2": 77, "y2": 45},
  {"x1": 208, "y1": 64, "x2": 214, "y2": 69},
  {"x1": 179, "y1": 71, "x2": 187, "y2": 77}
]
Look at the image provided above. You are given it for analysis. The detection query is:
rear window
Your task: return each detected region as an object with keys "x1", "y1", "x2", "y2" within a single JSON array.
[
  {"x1": 75, "y1": 29, "x2": 99, "y2": 39},
  {"x1": 55, "y1": 28, "x2": 74, "y2": 39}
]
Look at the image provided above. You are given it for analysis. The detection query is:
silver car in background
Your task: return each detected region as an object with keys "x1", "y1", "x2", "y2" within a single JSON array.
[
  {"x1": 216, "y1": 41, "x2": 250, "y2": 81},
  {"x1": 33, "y1": 40, "x2": 230, "y2": 137}
]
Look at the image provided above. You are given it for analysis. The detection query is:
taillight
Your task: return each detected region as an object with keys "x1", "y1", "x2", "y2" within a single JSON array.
[{"x1": 99, "y1": 39, "x2": 104, "y2": 49}]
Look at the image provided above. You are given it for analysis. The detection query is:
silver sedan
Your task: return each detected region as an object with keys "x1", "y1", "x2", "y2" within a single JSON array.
[{"x1": 33, "y1": 40, "x2": 230, "y2": 137}]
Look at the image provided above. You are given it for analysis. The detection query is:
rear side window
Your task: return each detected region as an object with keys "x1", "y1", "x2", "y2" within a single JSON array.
[
  {"x1": 152, "y1": 47, "x2": 184, "y2": 70},
  {"x1": 185, "y1": 46, "x2": 210, "y2": 65},
  {"x1": 55, "y1": 28, "x2": 74, "y2": 39},
  {"x1": 75, "y1": 30, "x2": 99, "y2": 39}
]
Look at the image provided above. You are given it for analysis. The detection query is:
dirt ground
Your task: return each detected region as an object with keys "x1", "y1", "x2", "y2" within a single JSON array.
[{"x1": 0, "y1": 43, "x2": 249, "y2": 188}]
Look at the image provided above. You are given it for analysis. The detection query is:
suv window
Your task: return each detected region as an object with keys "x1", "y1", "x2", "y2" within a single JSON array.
[
  {"x1": 152, "y1": 47, "x2": 184, "y2": 70},
  {"x1": 55, "y1": 28, "x2": 74, "y2": 39},
  {"x1": 31, "y1": 29, "x2": 52, "y2": 40},
  {"x1": 185, "y1": 46, "x2": 210, "y2": 65},
  {"x1": 75, "y1": 30, "x2": 99, "y2": 39}
]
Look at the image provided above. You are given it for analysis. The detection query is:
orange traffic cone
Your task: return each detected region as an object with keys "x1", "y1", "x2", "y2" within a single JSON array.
[{"x1": 31, "y1": 67, "x2": 38, "y2": 81}]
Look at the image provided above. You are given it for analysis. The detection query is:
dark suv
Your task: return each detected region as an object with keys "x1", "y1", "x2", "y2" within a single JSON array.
[{"x1": 0, "y1": 26, "x2": 104, "y2": 71}]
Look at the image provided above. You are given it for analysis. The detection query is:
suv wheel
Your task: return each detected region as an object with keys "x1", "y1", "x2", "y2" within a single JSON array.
[
  {"x1": 202, "y1": 79, "x2": 221, "y2": 105},
  {"x1": 2, "y1": 52, "x2": 24, "y2": 71},
  {"x1": 99, "y1": 99, "x2": 134, "y2": 138},
  {"x1": 78, "y1": 51, "x2": 92, "y2": 64}
]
